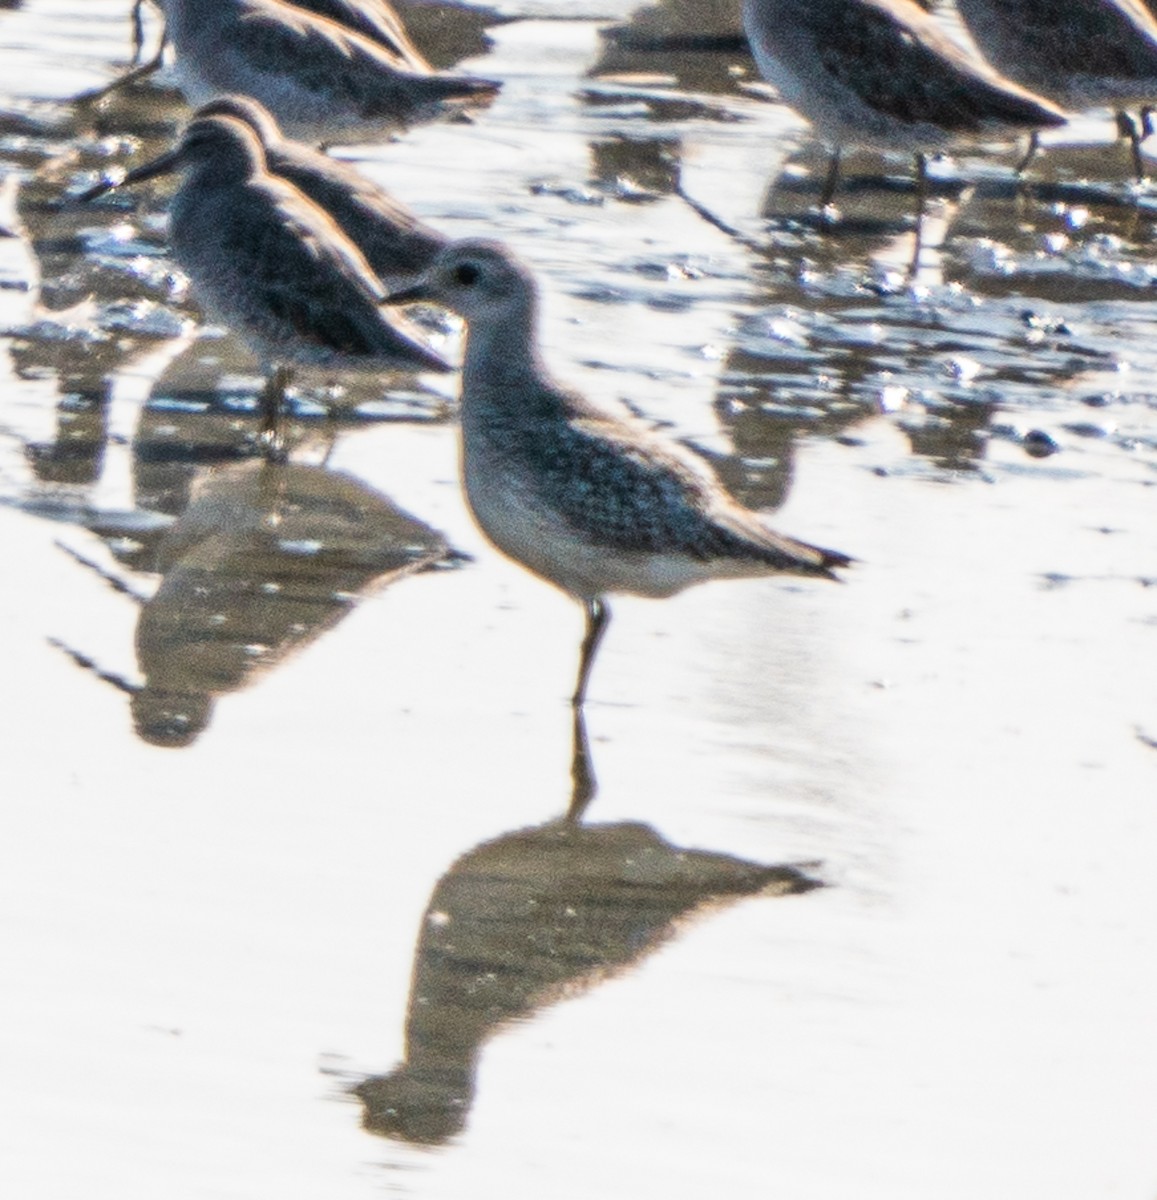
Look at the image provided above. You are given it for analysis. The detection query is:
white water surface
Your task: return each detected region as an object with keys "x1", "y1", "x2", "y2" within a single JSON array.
[{"x1": 1, "y1": 3, "x2": 1155, "y2": 1199}]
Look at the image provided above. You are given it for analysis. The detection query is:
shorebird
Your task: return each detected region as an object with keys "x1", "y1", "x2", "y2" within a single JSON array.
[
  {"x1": 118, "y1": 0, "x2": 430, "y2": 99},
  {"x1": 86, "y1": 96, "x2": 447, "y2": 287},
  {"x1": 152, "y1": 0, "x2": 500, "y2": 143},
  {"x1": 387, "y1": 239, "x2": 851, "y2": 707},
  {"x1": 740, "y1": 0, "x2": 1067, "y2": 209},
  {"x1": 953, "y1": 0, "x2": 1157, "y2": 180},
  {"x1": 81, "y1": 112, "x2": 450, "y2": 447}
]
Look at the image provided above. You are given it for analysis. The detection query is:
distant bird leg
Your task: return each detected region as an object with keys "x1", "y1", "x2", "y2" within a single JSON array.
[
  {"x1": 914, "y1": 151, "x2": 929, "y2": 217},
  {"x1": 257, "y1": 363, "x2": 294, "y2": 460},
  {"x1": 1014, "y1": 130, "x2": 1041, "y2": 176},
  {"x1": 904, "y1": 153, "x2": 931, "y2": 278},
  {"x1": 573, "y1": 597, "x2": 611, "y2": 708},
  {"x1": 1116, "y1": 110, "x2": 1149, "y2": 181},
  {"x1": 818, "y1": 146, "x2": 842, "y2": 211}
]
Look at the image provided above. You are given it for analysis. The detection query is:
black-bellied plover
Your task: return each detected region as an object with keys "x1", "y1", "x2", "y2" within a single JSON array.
[{"x1": 388, "y1": 239, "x2": 851, "y2": 706}]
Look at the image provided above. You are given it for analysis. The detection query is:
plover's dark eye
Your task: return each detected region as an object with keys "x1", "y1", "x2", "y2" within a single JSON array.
[{"x1": 452, "y1": 262, "x2": 480, "y2": 286}]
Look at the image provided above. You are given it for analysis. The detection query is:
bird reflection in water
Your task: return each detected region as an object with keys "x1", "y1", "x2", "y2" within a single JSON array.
[
  {"x1": 62, "y1": 459, "x2": 452, "y2": 745},
  {"x1": 591, "y1": 0, "x2": 749, "y2": 95},
  {"x1": 353, "y1": 750, "x2": 821, "y2": 1144}
]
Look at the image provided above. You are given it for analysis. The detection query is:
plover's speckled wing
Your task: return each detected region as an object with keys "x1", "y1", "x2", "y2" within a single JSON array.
[
  {"x1": 503, "y1": 402, "x2": 848, "y2": 574},
  {"x1": 805, "y1": 0, "x2": 1066, "y2": 133}
]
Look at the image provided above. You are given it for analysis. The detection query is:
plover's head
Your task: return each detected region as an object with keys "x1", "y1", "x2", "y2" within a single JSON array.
[{"x1": 386, "y1": 238, "x2": 537, "y2": 323}]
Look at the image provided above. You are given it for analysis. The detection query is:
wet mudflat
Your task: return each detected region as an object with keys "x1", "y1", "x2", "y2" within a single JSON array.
[{"x1": 0, "y1": 2, "x2": 1155, "y2": 1198}]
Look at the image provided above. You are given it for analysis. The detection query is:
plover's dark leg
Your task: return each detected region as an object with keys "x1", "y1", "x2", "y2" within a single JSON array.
[
  {"x1": 914, "y1": 152, "x2": 929, "y2": 218},
  {"x1": 1116, "y1": 111, "x2": 1147, "y2": 183},
  {"x1": 1014, "y1": 131, "x2": 1040, "y2": 177},
  {"x1": 819, "y1": 145, "x2": 842, "y2": 210},
  {"x1": 572, "y1": 597, "x2": 611, "y2": 708},
  {"x1": 906, "y1": 153, "x2": 930, "y2": 278},
  {"x1": 258, "y1": 364, "x2": 293, "y2": 461}
]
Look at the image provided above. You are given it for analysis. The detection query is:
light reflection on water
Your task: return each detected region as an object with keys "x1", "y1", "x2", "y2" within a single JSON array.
[{"x1": 1, "y1": 2, "x2": 1156, "y2": 1199}]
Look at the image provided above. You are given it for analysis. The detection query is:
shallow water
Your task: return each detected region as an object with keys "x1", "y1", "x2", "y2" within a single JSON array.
[{"x1": 0, "y1": 2, "x2": 1155, "y2": 1198}]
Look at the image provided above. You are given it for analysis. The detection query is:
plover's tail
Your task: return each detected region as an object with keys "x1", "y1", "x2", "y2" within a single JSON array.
[
  {"x1": 421, "y1": 74, "x2": 503, "y2": 103},
  {"x1": 769, "y1": 533, "x2": 854, "y2": 580},
  {"x1": 716, "y1": 507, "x2": 854, "y2": 580}
]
